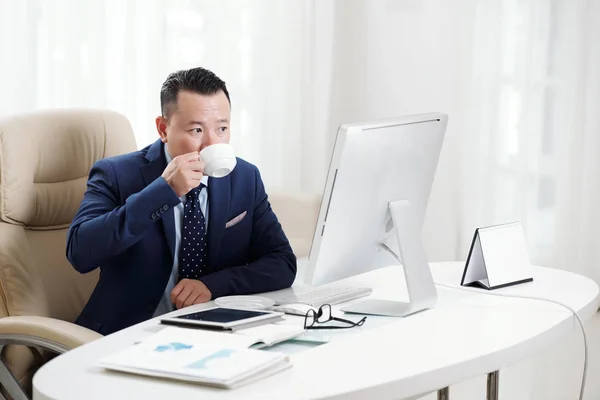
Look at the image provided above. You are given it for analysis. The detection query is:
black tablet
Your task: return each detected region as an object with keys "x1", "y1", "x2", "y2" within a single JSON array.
[{"x1": 160, "y1": 307, "x2": 283, "y2": 330}]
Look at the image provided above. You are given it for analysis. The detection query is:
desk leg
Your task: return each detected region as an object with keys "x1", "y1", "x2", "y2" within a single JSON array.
[
  {"x1": 437, "y1": 387, "x2": 449, "y2": 400},
  {"x1": 487, "y1": 370, "x2": 499, "y2": 400}
]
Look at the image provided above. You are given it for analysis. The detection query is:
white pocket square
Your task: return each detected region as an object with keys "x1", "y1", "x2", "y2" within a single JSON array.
[{"x1": 225, "y1": 211, "x2": 247, "y2": 228}]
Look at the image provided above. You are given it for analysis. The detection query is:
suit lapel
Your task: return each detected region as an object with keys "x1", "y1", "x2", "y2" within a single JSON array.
[
  {"x1": 140, "y1": 140, "x2": 176, "y2": 259},
  {"x1": 207, "y1": 175, "x2": 231, "y2": 272},
  {"x1": 161, "y1": 208, "x2": 176, "y2": 260}
]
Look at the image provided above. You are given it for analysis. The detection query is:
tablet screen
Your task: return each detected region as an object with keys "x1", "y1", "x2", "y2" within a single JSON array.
[{"x1": 175, "y1": 308, "x2": 270, "y2": 323}]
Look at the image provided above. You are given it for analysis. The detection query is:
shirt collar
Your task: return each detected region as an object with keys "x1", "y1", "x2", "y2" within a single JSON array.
[{"x1": 164, "y1": 144, "x2": 209, "y2": 187}]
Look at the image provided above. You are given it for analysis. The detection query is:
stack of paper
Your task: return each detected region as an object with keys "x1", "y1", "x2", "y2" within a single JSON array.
[{"x1": 99, "y1": 325, "x2": 304, "y2": 388}]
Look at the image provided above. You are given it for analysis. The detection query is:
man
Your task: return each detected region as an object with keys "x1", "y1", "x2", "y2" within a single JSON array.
[{"x1": 67, "y1": 67, "x2": 296, "y2": 335}]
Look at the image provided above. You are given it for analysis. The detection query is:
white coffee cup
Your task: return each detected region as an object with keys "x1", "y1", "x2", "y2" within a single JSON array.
[{"x1": 199, "y1": 143, "x2": 237, "y2": 178}]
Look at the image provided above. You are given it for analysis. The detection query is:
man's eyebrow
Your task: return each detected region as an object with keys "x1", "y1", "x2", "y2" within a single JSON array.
[{"x1": 187, "y1": 119, "x2": 230, "y2": 125}]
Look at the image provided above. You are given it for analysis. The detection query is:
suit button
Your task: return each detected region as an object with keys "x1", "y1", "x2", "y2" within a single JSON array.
[{"x1": 162, "y1": 204, "x2": 168, "y2": 211}]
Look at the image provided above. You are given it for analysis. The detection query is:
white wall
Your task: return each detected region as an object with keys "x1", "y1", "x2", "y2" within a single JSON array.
[{"x1": 324, "y1": 0, "x2": 478, "y2": 262}]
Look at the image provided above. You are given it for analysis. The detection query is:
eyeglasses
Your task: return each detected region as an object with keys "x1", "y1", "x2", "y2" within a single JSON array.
[{"x1": 303, "y1": 304, "x2": 367, "y2": 330}]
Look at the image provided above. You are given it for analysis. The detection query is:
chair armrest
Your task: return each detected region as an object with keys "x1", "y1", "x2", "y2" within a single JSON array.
[{"x1": 0, "y1": 316, "x2": 102, "y2": 352}]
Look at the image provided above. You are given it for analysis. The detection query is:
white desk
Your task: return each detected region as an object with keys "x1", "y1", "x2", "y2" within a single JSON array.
[{"x1": 33, "y1": 262, "x2": 599, "y2": 400}]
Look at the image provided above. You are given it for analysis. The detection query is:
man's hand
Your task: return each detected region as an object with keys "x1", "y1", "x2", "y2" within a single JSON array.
[
  {"x1": 170, "y1": 278, "x2": 212, "y2": 309},
  {"x1": 161, "y1": 152, "x2": 205, "y2": 197}
]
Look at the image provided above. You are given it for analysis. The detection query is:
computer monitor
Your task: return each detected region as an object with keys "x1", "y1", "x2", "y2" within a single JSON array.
[{"x1": 305, "y1": 113, "x2": 447, "y2": 316}]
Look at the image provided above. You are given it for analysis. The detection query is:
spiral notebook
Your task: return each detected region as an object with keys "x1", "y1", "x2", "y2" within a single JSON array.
[{"x1": 460, "y1": 221, "x2": 533, "y2": 290}]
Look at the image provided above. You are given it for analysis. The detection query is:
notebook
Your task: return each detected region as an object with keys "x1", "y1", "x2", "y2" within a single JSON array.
[
  {"x1": 99, "y1": 325, "x2": 299, "y2": 389},
  {"x1": 234, "y1": 323, "x2": 306, "y2": 348},
  {"x1": 133, "y1": 324, "x2": 305, "y2": 348}
]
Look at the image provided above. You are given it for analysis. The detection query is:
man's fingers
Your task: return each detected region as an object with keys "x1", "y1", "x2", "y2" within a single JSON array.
[
  {"x1": 170, "y1": 280, "x2": 185, "y2": 304},
  {"x1": 188, "y1": 161, "x2": 205, "y2": 172},
  {"x1": 181, "y1": 160, "x2": 204, "y2": 175},
  {"x1": 190, "y1": 169, "x2": 204, "y2": 179},
  {"x1": 178, "y1": 152, "x2": 201, "y2": 162},
  {"x1": 183, "y1": 291, "x2": 202, "y2": 308},
  {"x1": 191, "y1": 176, "x2": 203, "y2": 183},
  {"x1": 175, "y1": 284, "x2": 194, "y2": 309},
  {"x1": 171, "y1": 280, "x2": 211, "y2": 309},
  {"x1": 194, "y1": 292, "x2": 210, "y2": 305}
]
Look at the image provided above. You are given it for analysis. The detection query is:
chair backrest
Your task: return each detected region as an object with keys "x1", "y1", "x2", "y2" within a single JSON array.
[
  {"x1": 268, "y1": 191, "x2": 321, "y2": 258},
  {"x1": 0, "y1": 108, "x2": 137, "y2": 389}
]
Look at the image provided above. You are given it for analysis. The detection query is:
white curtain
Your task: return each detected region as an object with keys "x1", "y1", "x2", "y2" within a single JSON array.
[
  {"x1": 0, "y1": 0, "x2": 330, "y2": 195},
  {"x1": 456, "y1": 0, "x2": 600, "y2": 284},
  {"x1": 1, "y1": 0, "x2": 600, "y2": 284}
]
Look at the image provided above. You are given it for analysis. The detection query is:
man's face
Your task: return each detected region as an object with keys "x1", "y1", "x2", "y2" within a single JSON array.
[{"x1": 156, "y1": 90, "x2": 231, "y2": 158}]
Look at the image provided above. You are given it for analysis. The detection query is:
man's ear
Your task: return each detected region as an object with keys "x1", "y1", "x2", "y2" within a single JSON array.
[{"x1": 156, "y1": 116, "x2": 168, "y2": 143}]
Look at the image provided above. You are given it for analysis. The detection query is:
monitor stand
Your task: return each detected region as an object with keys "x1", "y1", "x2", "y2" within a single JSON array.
[{"x1": 340, "y1": 199, "x2": 438, "y2": 317}]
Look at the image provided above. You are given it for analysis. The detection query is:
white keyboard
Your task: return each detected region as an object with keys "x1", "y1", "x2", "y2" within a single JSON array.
[{"x1": 281, "y1": 286, "x2": 373, "y2": 307}]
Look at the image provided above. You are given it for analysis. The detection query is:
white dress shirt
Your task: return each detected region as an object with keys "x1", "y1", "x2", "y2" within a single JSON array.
[{"x1": 153, "y1": 146, "x2": 209, "y2": 317}]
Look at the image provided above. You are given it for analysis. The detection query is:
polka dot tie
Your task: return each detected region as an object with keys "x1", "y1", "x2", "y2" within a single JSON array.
[{"x1": 178, "y1": 184, "x2": 207, "y2": 280}]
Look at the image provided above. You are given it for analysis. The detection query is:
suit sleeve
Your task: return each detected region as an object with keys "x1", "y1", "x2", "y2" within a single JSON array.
[
  {"x1": 200, "y1": 167, "x2": 297, "y2": 298},
  {"x1": 66, "y1": 158, "x2": 181, "y2": 274}
]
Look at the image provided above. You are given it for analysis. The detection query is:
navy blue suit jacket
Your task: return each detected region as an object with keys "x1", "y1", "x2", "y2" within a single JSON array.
[{"x1": 67, "y1": 139, "x2": 296, "y2": 335}]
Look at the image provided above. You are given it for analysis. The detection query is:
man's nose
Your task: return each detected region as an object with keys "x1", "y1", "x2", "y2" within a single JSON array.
[{"x1": 200, "y1": 133, "x2": 219, "y2": 151}]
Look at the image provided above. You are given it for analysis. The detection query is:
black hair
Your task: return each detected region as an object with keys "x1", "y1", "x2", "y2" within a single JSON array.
[{"x1": 160, "y1": 67, "x2": 231, "y2": 117}]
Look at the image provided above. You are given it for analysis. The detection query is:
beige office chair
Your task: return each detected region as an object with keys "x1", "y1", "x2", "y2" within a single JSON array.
[
  {"x1": 0, "y1": 109, "x2": 137, "y2": 399},
  {"x1": 268, "y1": 191, "x2": 321, "y2": 258}
]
